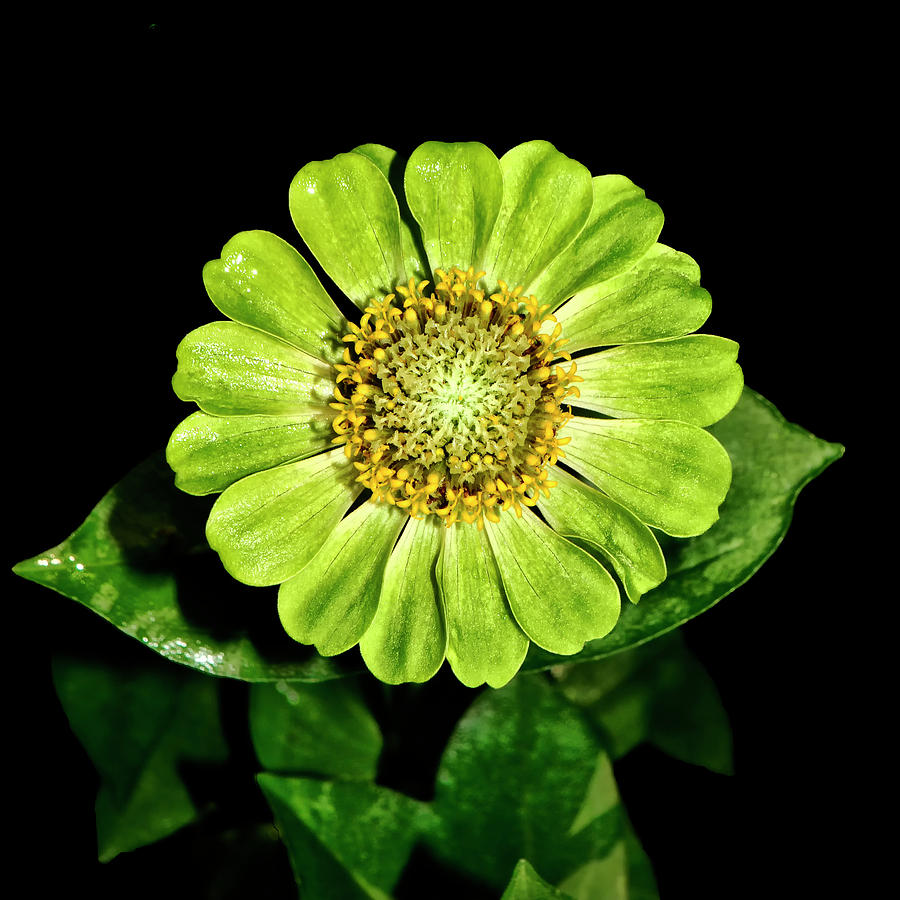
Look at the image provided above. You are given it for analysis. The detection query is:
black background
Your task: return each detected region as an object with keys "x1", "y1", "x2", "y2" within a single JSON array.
[{"x1": 10, "y1": 20, "x2": 859, "y2": 899}]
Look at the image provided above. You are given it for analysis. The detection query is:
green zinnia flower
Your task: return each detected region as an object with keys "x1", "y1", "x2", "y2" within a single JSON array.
[{"x1": 166, "y1": 140, "x2": 742, "y2": 688}]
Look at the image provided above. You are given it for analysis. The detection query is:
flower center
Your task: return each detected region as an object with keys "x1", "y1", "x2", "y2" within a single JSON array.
[{"x1": 330, "y1": 267, "x2": 582, "y2": 526}]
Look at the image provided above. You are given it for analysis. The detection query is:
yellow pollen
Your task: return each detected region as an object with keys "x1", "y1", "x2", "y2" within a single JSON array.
[{"x1": 331, "y1": 266, "x2": 574, "y2": 527}]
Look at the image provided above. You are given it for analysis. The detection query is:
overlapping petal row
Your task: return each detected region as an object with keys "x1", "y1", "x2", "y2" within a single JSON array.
[{"x1": 168, "y1": 140, "x2": 742, "y2": 687}]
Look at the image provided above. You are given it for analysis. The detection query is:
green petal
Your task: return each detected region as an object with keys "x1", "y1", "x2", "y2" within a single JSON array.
[
  {"x1": 172, "y1": 321, "x2": 334, "y2": 416},
  {"x1": 351, "y1": 143, "x2": 430, "y2": 283},
  {"x1": 404, "y1": 140, "x2": 503, "y2": 276},
  {"x1": 484, "y1": 508, "x2": 620, "y2": 655},
  {"x1": 531, "y1": 174, "x2": 664, "y2": 309},
  {"x1": 481, "y1": 140, "x2": 592, "y2": 292},
  {"x1": 538, "y1": 466, "x2": 666, "y2": 604},
  {"x1": 278, "y1": 501, "x2": 406, "y2": 656},
  {"x1": 202, "y1": 230, "x2": 345, "y2": 364},
  {"x1": 166, "y1": 411, "x2": 333, "y2": 496},
  {"x1": 438, "y1": 523, "x2": 529, "y2": 688},
  {"x1": 565, "y1": 417, "x2": 732, "y2": 537},
  {"x1": 359, "y1": 516, "x2": 446, "y2": 684},
  {"x1": 555, "y1": 243, "x2": 711, "y2": 352},
  {"x1": 289, "y1": 151, "x2": 404, "y2": 310},
  {"x1": 206, "y1": 447, "x2": 359, "y2": 586},
  {"x1": 575, "y1": 335, "x2": 744, "y2": 427}
]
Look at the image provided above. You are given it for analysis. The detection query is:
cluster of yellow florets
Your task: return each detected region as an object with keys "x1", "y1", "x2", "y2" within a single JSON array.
[{"x1": 330, "y1": 266, "x2": 582, "y2": 527}]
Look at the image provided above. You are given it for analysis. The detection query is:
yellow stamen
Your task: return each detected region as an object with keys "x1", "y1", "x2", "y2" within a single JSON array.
[{"x1": 328, "y1": 265, "x2": 573, "y2": 527}]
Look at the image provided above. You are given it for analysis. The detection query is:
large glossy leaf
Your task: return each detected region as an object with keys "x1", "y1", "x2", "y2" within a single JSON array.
[
  {"x1": 427, "y1": 674, "x2": 626, "y2": 892},
  {"x1": 14, "y1": 455, "x2": 356, "y2": 682},
  {"x1": 249, "y1": 679, "x2": 382, "y2": 780},
  {"x1": 53, "y1": 656, "x2": 227, "y2": 862},
  {"x1": 258, "y1": 774, "x2": 433, "y2": 900},
  {"x1": 553, "y1": 632, "x2": 733, "y2": 773},
  {"x1": 523, "y1": 388, "x2": 844, "y2": 671}
]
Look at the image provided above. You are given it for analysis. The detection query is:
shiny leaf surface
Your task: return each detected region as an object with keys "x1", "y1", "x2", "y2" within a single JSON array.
[
  {"x1": 428, "y1": 674, "x2": 625, "y2": 891},
  {"x1": 14, "y1": 454, "x2": 358, "y2": 682}
]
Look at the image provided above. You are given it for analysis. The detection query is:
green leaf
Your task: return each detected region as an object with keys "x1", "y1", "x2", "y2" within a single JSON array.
[
  {"x1": 201, "y1": 229, "x2": 346, "y2": 364},
  {"x1": 621, "y1": 826, "x2": 660, "y2": 900},
  {"x1": 428, "y1": 674, "x2": 624, "y2": 891},
  {"x1": 501, "y1": 860, "x2": 576, "y2": 899},
  {"x1": 258, "y1": 774, "x2": 432, "y2": 900},
  {"x1": 482, "y1": 140, "x2": 593, "y2": 293},
  {"x1": 574, "y1": 335, "x2": 744, "y2": 427},
  {"x1": 531, "y1": 175, "x2": 664, "y2": 310},
  {"x1": 554, "y1": 632, "x2": 733, "y2": 773},
  {"x1": 249, "y1": 679, "x2": 382, "y2": 779},
  {"x1": 172, "y1": 321, "x2": 334, "y2": 416},
  {"x1": 13, "y1": 453, "x2": 359, "y2": 682},
  {"x1": 557, "y1": 824, "x2": 660, "y2": 900},
  {"x1": 289, "y1": 151, "x2": 405, "y2": 309},
  {"x1": 404, "y1": 140, "x2": 503, "y2": 275},
  {"x1": 523, "y1": 388, "x2": 844, "y2": 671},
  {"x1": 53, "y1": 656, "x2": 227, "y2": 862}
]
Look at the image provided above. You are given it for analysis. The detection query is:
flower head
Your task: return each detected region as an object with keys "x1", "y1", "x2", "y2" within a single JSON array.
[{"x1": 167, "y1": 140, "x2": 741, "y2": 687}]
